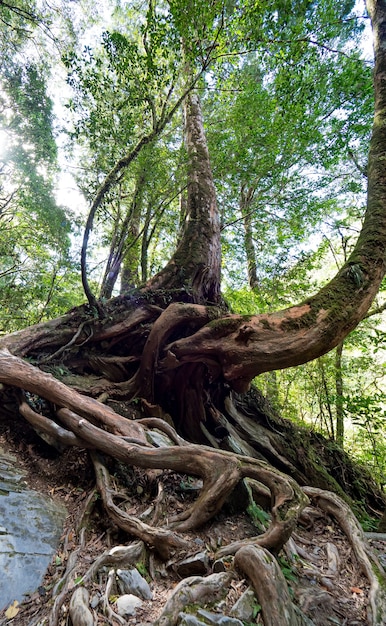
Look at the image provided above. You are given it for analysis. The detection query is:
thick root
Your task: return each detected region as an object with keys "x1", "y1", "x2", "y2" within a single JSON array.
[
  {"x1": 91, "y1": 451, "x2": 189, "y2": 559},
  {"x1": 303, "y1": 487, "x2": 386, "y2": 626},
  {"x1": 69, "y1": 587, "x2": 94, "y2": 626},
  {"x1": 153, "y1": 571, "x2": 234, "y2": 626},
  {"x1": 234, "y1": 545, "x2": 314, "y2": 626},
  {"x1": 81, "y1": 542, "x2": 145, "y2": 584},
  {"x1": 0, "y1": 349, "x2": 308, "y2": 551}
]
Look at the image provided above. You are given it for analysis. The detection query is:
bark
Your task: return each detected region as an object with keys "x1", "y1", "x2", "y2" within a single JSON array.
[
  {"x1": 99, "y1": 171, "x2": 145, "y2": 299},
  {"x1": 80, "y1": 71, "x2": 207, "y2": 313},
  {"x1": 234, "y1": 545, "x2": 312, "y2": 626},
  {"x1": 0, "y1": 348, "x2": 311, "y2": 552},
  {"x1": 335, "y1": 341, "x2": 344, "y2": 447},
  {"x1": 240, "y1": 184, "x2": 259, "y2": 290},
  {"x1": 0, "y1": 297, "x2": 384, "y2": 513},
  {"x1": 145, "y1": 91, "x2": 222, "y2": 303},
  {"x1": 2, "y1": 8, "x2": 386, "y2": 626},
  {"x1": 145, "y1": 2, "x2": 386, "y2": 388}
]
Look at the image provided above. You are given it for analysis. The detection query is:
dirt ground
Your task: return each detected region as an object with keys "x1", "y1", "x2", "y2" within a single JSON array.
[{"x1": 0, "y1": 411, "x2": 384, "y2": 626}]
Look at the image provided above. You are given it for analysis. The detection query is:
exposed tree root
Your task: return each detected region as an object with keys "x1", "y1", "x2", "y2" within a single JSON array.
[
  {"x1": 302, "y1": 487, "x2": 386, "y2": 626},
  {"x1": 0, "y1": 348, "x2": 308, "y2": 553},
  {"x1": 153, "y1": 571, "x2": 234, "y2": 626},
  {"x1": 91, "y1": 451, "x2": 189, "y2": 559},
  {"x1": 69, "y1": 587, "x2": 94, "y2": 626},
  {"x1": 81, "y1": 542, "x2": 145, "y2": 584},
  {"x1": 49, "y1": 528, "x2": 86, "y2": 626},
  {"x1": 18, "y1": 393, "x2": 89, "y2": 450},
  {"x1": 234, "y1": 544, "x2": 314, "y2": 626},
  {"x1": 103, "y1": 568, "x2": 126, "y2": 625},
  {"x1": 137, "y1": 302, "x2": 220, "y2": 399},
  {"x1": 0, "y1": 311, "x2": 385, "y2": 626}
]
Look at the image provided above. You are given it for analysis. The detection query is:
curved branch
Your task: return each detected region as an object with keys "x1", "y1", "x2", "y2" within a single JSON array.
[
  {"x1": 137, "y1": 302, "x2": 220, "y2": 398},
  {"x1": 153, "y1": 4, "x2": 386, "y2": 390}
]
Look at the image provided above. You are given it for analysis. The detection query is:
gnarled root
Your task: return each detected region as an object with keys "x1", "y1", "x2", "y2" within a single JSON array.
[
  {"x1": 69, "y1": 587, "x2": 94, "y2": 626},
  {"x1": 81, "y1": 541, "x2": 145, "y2": 584},
  {"x1": 153, "y1": 571, "x2": 234, "y2": 626},
  {"x1": 1, "y1": 349, "x2": 307, "y2": 557},
  {"x1": 91, "y1": 451, "x2": 189, "y2": 559},
  {"x1": 234, "y1": 545, "x2": 315, "y2": 626},
  {"x1": 303, "y1": 487, "x2": 386, "y2": 626}
]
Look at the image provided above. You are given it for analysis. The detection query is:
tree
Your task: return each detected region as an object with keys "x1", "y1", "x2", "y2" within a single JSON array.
[
  {"x1": 0, "y1": 6, "x2": 84, "y2": 331},
  {"x1": 0, "y1": 0, "x2": 386, "y2": 624}
]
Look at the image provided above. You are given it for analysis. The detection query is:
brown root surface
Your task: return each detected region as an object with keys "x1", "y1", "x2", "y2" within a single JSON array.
[
  {"x1": 0, "y1": 296, "x2": 384, "y2": 626},
  {"x1": 0, "y1": 419, "x2": 384, "y2": 626}
]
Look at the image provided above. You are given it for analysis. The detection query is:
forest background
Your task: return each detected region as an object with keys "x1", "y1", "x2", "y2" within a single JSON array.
[{"x1": 0, "y1": 0, "x2": 385, "y2": 493}]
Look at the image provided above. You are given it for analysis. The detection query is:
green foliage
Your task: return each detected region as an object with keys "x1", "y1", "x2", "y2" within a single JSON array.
[
  {"x1": 277, "y1": 555, "x2": 298, "y2": 585},
  {"x1": 247, "y1": 500, "x2": 271, "y2": 532},
  {"x1": 135, "y1": 562, "x2": 151, "y2": 582},
  {"x1": 0, "y1": 12, "x2": 83, "y2": 331}
]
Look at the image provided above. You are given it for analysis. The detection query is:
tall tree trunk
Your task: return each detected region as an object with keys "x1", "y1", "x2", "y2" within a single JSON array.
[
  {"x1": 145, "y1": 91, "x2": 221, "y2": 303},
  {"x1": 100, "y1": 173, "x2": 145, "y2": 299},
  {"x1": 240, "y1": 184, "x2": 259, "y2": 290},
  {"x1": 335, "y1": 341, "x2": 344, "y2": 447}
]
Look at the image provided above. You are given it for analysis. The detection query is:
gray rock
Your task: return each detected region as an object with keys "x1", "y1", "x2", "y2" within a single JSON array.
[
  {"x1": 175, "y1": 551, "x2": 209, "y2": 577},
  {"x1": 90, "y1": 593, "x2": 100, "y2": 609},
  {"x1": 0, "y1": 448, "x2": 66, "y2": 609},
  {"x1": 146, "y1": 429, "x2": 174, "y2": 447},
  {"x1": 197, "y1": 609, "x2": 244, "y2": 626},
  {"x1": 230, "y1": 587, "x2": 257, "y2": 621},
  {"x1": 178, "y1": 613, "x2": 207, "y2": 626},
  {"x1": 116, "y1": 593, "x2": 143, "y2": 616},
  {"x1": 117, "y1": 567, "x2": 153, "y2": 600}
]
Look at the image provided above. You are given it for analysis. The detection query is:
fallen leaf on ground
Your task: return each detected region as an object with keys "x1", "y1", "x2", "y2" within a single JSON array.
[{"x1": 5, "y1": 600, "x2": 20, "y2": 618}]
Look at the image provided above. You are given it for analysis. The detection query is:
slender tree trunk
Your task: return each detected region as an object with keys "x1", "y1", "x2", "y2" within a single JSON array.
[
  {"x1": 99, "y1": 172, "x2": 145, "y2": 299},
  {"x1": 240, "y1": 184, "x2": 259, "y2": 290},
  {"x1": 317, "y1": 358, "x2": 335, "y2": 440},
  {"x1": 335, "y1": 341, "x2": 344, "y2": 447}
]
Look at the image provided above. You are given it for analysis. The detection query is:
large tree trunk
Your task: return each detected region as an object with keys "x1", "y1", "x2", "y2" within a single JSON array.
[{"x1": 145, "y1": 91, "x2": 222, "y2": 303}]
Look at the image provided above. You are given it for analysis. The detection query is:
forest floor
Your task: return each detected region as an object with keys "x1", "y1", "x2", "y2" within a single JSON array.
[{"x1": 0, "y1": 411, "x2": 385, "y2": 626}]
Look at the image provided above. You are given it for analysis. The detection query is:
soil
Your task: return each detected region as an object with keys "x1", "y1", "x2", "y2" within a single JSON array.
[{"x1": 0, "y1": 410, "x2": 385, "y2": 626}]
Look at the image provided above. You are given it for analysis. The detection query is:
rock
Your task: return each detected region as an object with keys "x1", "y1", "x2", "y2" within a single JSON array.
[
  {"x1": 0, "y1": 448, "x2": 66, "y2": 609},
  {"x1": 146, "y1": 429, "x2": 175, "y2": 447},
  {"x1": 117, "y1": 567, "x2": 153, "y2": 599},
  {"x1": 90, "y1": 593, "x2": 100, "y2": 609},
  {"x1": 175, "y1": 551, "x2": 209, "y2": 577},
  {"x1": 230, "y1": 587, "x2": 257, "y2": 621},
  {"x1": 116, "y1": 593, "x2": 143, "y2": 616},
  {"x1": 193, "y1": 537, "x2": 205, "y2": 547},
  {"x1": 178, "y1": 613, "x2": 207, "y2": 625},
  {"x1": 197, "y1": 609, "x2": 244, "y2": 625},
  {"x1": 69, "y1": 587, "x2": 94, "y2": 626}
]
